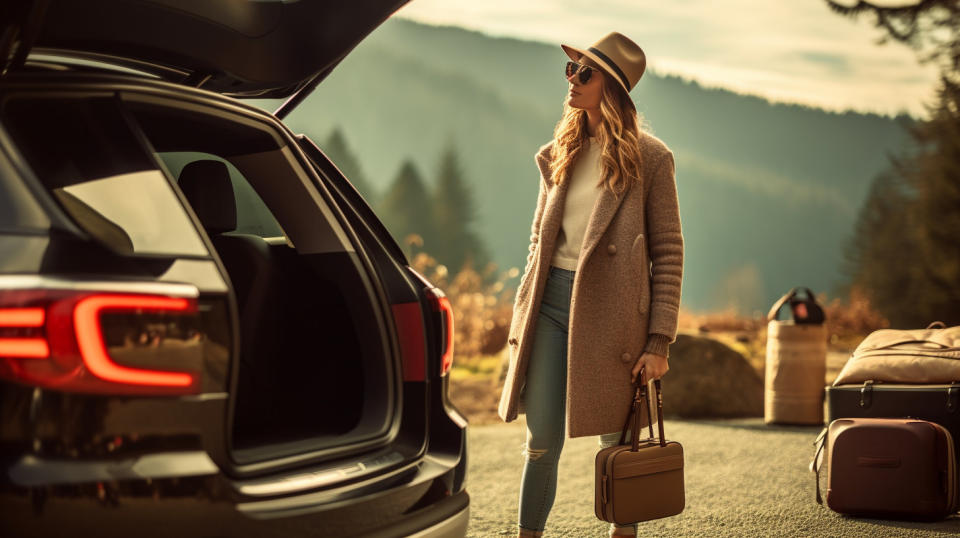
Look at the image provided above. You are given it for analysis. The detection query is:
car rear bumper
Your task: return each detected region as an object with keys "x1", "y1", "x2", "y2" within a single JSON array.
[
  {"x1": 369, "y1": 489, "x2": 470, "y2": 538},
  {"x1": 0, "y1": 413, "x2": 469, "y2": 537},
  {"x1": 0, "y1": 464, "x2": 469, "y2": 538}
]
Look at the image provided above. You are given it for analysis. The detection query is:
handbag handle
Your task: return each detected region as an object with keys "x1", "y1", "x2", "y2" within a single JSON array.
[{"x1": 617, "y1": 366, "x2": 667, "y2": 449}]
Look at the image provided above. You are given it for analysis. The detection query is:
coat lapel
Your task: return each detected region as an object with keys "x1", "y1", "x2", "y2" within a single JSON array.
[
  {"x1": 534, "y1": 143, "x2": 628, "y2": 276},
  {"x1": 575, "y1": 184, "x2": 625, "y2": 273}
]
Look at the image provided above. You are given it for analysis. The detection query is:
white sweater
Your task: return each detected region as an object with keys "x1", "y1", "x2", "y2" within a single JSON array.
[{"x1": 550, "y1": 136, "x2": 602, "y2": 271}]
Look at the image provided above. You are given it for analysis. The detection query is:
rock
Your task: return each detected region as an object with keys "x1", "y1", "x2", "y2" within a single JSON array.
[
  {"x1": 659, "y1": 333, "x2": 764, "y2": 418},
  {"x1": 490, "y1": 332, "x2": 764, "y2": 419}
]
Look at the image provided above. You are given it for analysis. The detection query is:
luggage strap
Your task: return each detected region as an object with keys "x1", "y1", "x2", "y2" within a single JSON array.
[{"x1": 809, "y1": 426, "x2": 828, "y2": 505}]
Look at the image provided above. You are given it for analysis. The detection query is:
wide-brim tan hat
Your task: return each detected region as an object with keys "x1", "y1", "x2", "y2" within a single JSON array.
[{"x1": 561, "y1": 31, "x2": 646, "y2": 98}]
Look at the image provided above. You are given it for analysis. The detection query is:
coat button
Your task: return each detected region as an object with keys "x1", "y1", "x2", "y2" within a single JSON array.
[
  {"x1": 607, "y1": 243, "x2": 617, "y2": 255},
  {"x1": 621, "y1": 352, "x2": 631, "y2": 362}
]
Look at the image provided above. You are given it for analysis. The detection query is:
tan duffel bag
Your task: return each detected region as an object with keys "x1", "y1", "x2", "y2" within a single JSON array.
[{"x1": 833, "y1": 321, "x2": 960, "y2": 385}]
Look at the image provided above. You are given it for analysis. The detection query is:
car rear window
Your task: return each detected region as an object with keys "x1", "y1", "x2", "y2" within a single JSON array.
[{"x1": 1, "y1": 96, "x2": 208, "y2": 257}]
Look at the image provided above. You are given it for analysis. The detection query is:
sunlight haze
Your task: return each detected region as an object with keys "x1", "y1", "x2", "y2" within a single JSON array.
[{"x1": 395, "y1": 0, "x2": 942, "y2": 119}]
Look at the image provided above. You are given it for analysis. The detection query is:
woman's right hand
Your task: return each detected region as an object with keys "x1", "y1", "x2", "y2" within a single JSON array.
[{"x1": 631, "y1": 353, "x2": 668, "y2": 384}]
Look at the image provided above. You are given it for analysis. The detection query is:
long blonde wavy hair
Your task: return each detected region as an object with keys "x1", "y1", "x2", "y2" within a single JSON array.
[{"x1": 548, "y1": 64, "x2": 647, "y2": 199}]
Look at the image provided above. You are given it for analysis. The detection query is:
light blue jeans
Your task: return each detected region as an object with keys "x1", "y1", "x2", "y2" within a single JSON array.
[{"x1": 518, "y1": 265, "x2": 639, "y2": 534}]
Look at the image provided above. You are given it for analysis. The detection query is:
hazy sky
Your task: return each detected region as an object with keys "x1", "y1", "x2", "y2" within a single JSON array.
[{"x1": 394, "y1": 0, "x2": 942, "y2": 119}]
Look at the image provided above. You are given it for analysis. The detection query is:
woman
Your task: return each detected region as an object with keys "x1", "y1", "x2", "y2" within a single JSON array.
[{"x1": 496, "y1": 32, "x2": 684, "y2": 537}]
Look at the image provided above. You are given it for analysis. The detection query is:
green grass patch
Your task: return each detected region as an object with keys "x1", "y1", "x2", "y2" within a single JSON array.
[{"x1": 451, "y1": 353, "x2": 502, "y2": 380}]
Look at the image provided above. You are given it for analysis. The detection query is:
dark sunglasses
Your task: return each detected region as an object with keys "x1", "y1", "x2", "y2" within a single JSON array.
[{"x1": 565, "y1": 61, "x2": 596, "y2": 85}]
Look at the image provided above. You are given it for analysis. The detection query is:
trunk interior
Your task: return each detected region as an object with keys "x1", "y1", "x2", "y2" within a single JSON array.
[{"x1": 125, "y1": 95, "x2": 398, "y2": 464}]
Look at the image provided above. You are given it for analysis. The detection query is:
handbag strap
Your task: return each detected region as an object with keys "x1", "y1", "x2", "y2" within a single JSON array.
[
  {"x1": 617, "y1": 366, "x2": 666, "y2": 449},
  {"x1": 655, "y1": 378, "x2": 666, "y2": 445},
  {"x1": 617, "y1": 383, "x2": 649, "y2": 447},
  {"x1": 633, "y1": 385, "x2": 645, "y2": 451}
]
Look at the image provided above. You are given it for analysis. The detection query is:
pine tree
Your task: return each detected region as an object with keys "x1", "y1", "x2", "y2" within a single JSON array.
[
  {"x1": 377, "y1": 159, "x2": 436, "y2": 258},
  {"x1": 840, "y1": 169, "x2": 917, "y2": 325},
  {"x1": 324, "y1": 127, "x2": 378, "y2": 206},
  {"x1": 898, "y1": 80, "x2": 960, "y2": 325},
  {"x1": 431, "y1": 141, "x2": 492, "y2": 275},
  {"x1": 828, "y1": 0, "x2": 960, "y2": 327}
]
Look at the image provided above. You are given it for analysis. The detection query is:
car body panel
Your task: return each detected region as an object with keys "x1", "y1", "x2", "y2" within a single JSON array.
[
  {"x1": 0, "y1": 0, "x2": 469, "y2": 529},
  {"x1": 0, "y1": 64, "x2": 468, "y2": 536},
  {"x1": 5, "y1": 0, "x2": 411, "y2": 100}
]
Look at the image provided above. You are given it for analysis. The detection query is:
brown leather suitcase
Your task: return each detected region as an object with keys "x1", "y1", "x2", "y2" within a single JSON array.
[
  {"x1": 811, "y1": 417, "x2": 959, "y2": 520},
  {"x1": 595, "y1": 372, "x2": 684, "y2": 525}
]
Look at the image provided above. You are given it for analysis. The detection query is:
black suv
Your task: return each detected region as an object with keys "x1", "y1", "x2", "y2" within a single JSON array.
[{"x1": 0, "y1": 1, "x2": 468, "y2": 536}]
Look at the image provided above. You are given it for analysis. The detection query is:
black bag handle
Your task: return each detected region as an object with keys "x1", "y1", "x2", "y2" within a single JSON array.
[
  {"x1": 767, "y1": 286, "x2": 824, "y2": 324},
  {"x1": 618, "y1": 366, "x2": 666, "y2": 449}
]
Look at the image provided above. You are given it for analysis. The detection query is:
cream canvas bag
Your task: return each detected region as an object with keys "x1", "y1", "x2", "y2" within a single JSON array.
[{"x1": 833, "y1": 321, "x2": 960, "y2": 385}]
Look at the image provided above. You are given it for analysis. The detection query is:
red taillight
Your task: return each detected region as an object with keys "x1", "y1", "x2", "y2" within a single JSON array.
[
  {"x1": 0, "y1": 337, "x2": 50, "y2": 358},
  {"x1": 0, "y1": 287, "x2": 201, "y2": 395},
  {"x1": 0, "y1": 308, "x2": 49, "y2": 358},
  {"x1": 74, "y1": 295, "x2": 195, "y2": 388},
  {"x1": 0, "y1": 307, "x2": 45, "y2": 327},
  {"x1": 426, "y1": 288, "x2": 455, "y2": 377},
  {"x1": 398, "y1": 267, "x2": 455, "y2": 379},
  {"x1": 391, "y1": 301, "x2": 427, "y2": 382}
]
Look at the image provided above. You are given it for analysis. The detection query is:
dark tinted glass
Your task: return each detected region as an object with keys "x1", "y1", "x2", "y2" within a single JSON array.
[
  {"x1": 565, "y1": 61, "x2": 593, "y2": 84},
  {"x1": 0, "y1": 139, "x2": 49, "y2": 230},
  {"x1": 158, "y1": 151, "x2": 285, "y2": 239},
  {"x1": 3, "y1": 97, "x2": 207, "y2": 256}
]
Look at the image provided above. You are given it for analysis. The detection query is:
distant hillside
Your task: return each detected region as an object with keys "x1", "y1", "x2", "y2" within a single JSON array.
[{"x1": 250, "y1": 17, "x2": 915, "y2": 315}]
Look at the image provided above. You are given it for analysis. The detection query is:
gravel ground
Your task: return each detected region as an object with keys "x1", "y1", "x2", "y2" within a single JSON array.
[{"x1": 464, "y1": 417, "x2": 960, "y2": 537}]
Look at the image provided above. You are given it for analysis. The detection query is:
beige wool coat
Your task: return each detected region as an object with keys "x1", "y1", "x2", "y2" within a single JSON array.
[{"x1": 497, "y1": 130, "x2": 684, "y2": 438}]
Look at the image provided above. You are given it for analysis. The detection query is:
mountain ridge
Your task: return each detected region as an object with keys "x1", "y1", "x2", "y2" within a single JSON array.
[{"x1": 252, "y1": 17, "x2": 914, "y2": 314}]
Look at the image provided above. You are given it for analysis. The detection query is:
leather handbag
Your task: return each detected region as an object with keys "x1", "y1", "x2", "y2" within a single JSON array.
[{"x1": 595, "y1": 367, "x2": 685, "y2": 524}]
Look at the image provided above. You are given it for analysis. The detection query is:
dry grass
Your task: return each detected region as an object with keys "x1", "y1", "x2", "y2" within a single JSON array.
[
  {"x1": 407, "y1": 244, "x2": 518, "y2": 363},
  {"x1": 676, "y1": 286, "x2": 891, "y2": 378}
]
